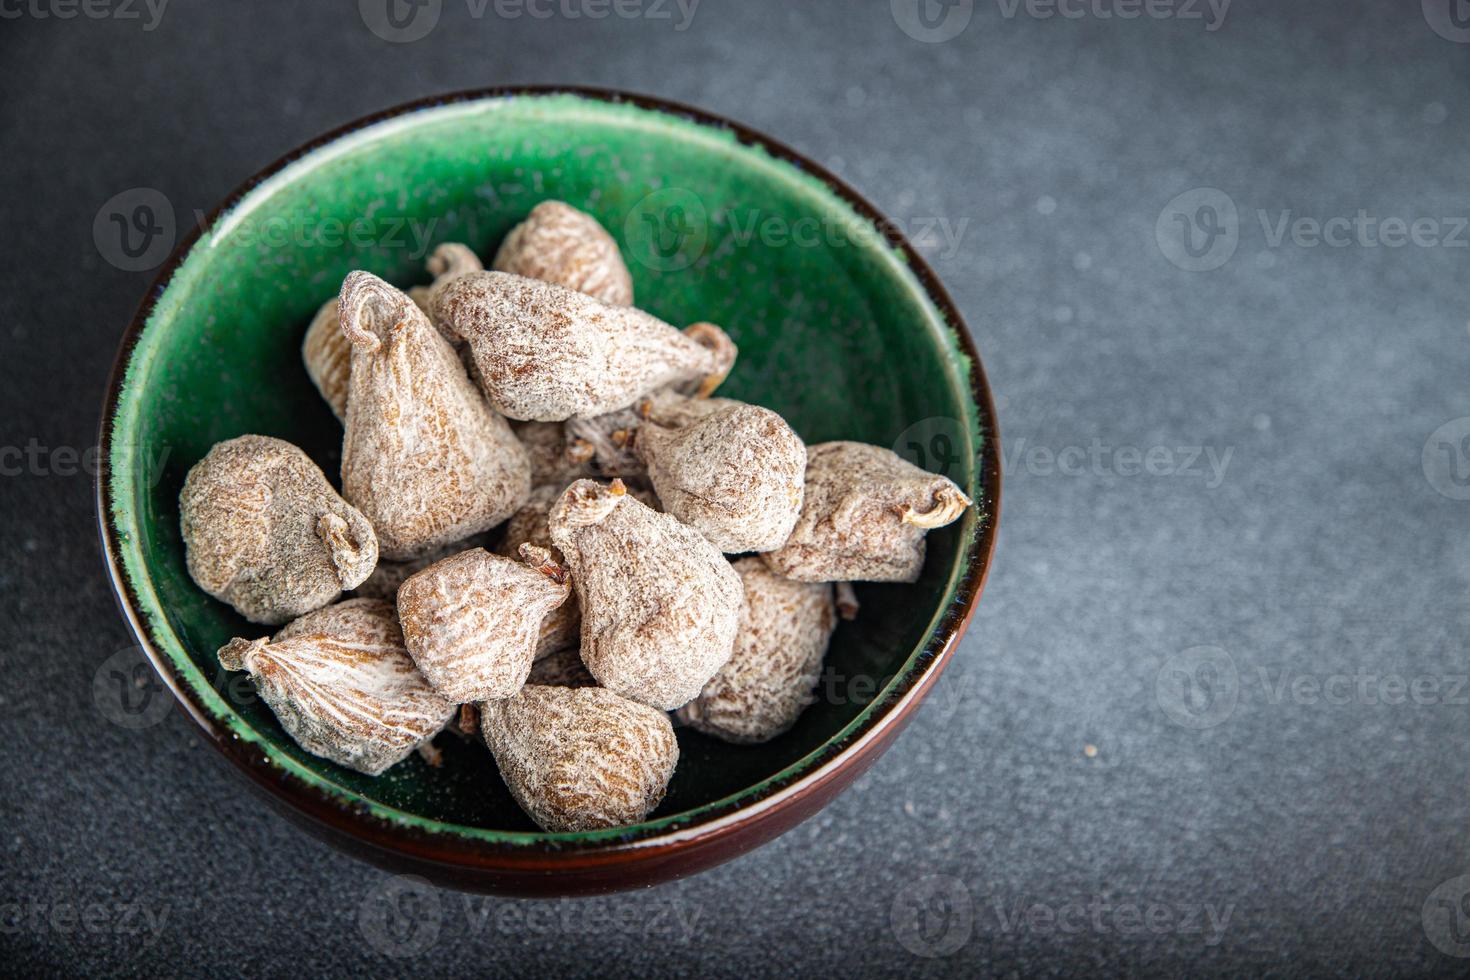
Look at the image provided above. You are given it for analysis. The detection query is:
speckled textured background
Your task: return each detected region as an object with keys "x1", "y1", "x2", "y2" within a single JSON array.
[{"x1": 4, "y1": 1, "x2": 1470, "y2": 975}]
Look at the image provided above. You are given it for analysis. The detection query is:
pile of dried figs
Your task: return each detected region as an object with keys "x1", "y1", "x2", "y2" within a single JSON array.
[{"x1": 180, "y1": 201, "x2": 972, "y2": 832}]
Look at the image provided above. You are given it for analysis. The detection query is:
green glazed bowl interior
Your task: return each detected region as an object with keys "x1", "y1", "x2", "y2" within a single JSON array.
[{"x1": 102, "y1": 90, "x2": 994, "y2": 853}]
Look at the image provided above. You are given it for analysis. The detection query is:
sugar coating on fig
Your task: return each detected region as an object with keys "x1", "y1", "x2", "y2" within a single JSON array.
[
  {"x1": 396, "y1": 547, "x2": 570, "y2": 703},
  {"x1": 217, "y1": 598, "x2": 454, "y2": 775},
  {"x1": 304, "y1": 244, "x2": 483, "y2": 421},
  {"x1": 180, "y1": 435, "x2": 378, "y2": 625},
  {"x1": 339, "y1": 271, "x2": 531, "y2": 560},
  {"x1": 637, "y1": 403, "x2": 806, "y2": 554},
  {"x1": 548, "y1": 479, "x2": 743, "y2": 710},
  {"x1": 526, "y1": 646, "x2": 597, "y2": 688},
  {"x1": 429, "y1": 271, "x2": 736, "y2": 422},
  {"x1": 676, "y1": 558, "x2": 837, "y2": 744},
  {"x1": 491, "y1": 200, "x2": 634, "y2": 307},
  {"x1": 762, "y1": 441, "x2": 972, "y2": 583},
  {"x1": 480, "y1": 685, "x2": 678, "y2": 832}
]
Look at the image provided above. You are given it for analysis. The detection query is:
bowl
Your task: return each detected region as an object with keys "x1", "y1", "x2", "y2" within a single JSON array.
[{"x1": 97, "y1": 87, "x2": 1001, "y2": 895}]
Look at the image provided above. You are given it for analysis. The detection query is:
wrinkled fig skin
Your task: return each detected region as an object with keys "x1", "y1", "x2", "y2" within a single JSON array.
[
  {"x1": 397, "y1": 547, "x2": 570, "y2": 703},
  {"x1": 352, "y1": 533, "x2": 493, "y2": 601},
  {"x1": 676, "y1": 558, "x2": 837, "y2": 744},
  {"x1": 303, "y1": 244, "x2": 483, "y2": 421},
  {"x1": 550, "y1": 480, "x2": 744, "y2": 710},
  {"x1": 637, "y1": 403, "x2": 806, "y2": 554},
  {"x1": 491, "y1": 200, "x2": 634, "y2": 307},
  {"x1": 526, "y1": 645, "x2": 597, "y2": 688},
  {"x1": 481, "y1": 685, "x2": 678, "y2": 832},
  {"x1": 339, "y1": 271, "x2": 531, "y2": 560},
  {"x1": 217, "y1": 599, "x2": 454, "y2": 776},
  {"x1": 429, "y1": 271, "x2": 737, "y2": 422},
  {"x1": 180, "y1": 435, "x2": 378, "y2": 625},
  {"x1": 762, "y1": 441, "x2": 973, "y2": 583}
]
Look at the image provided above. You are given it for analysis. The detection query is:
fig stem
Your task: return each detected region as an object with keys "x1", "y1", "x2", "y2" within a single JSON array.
[{"x1": 898, "y1": 486, "x2": 973, "y2": 529}]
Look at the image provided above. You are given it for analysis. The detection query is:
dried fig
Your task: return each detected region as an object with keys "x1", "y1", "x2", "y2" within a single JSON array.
[
  {"x1": 636, "y1": 403, "x2": 806, "y2": 553},
  {"x1": 339, "y1": 271, "x2": 531, "y2": 559},
  {"x1": 429, "y1": 271, "x2": 736, "y2": 421},
  {"x1": 556, "y1": 390, "x2": 739, "y2": 480},
  {"x1": 480, "y1": 685, "x2": 678, "y2": 832},
  {"x1": 396, "y1": 546, "x2": 570, "y2": 702},
  {"x1": 217, "y1": 598, "x2": 454, "y2": 775},
  {"x1": 763, "y1": 441, "x2": 972, "y2": 582},
  {"x1": 549, "y1": 479, "x2": 743, "y2": 710},
  {"x1": 304, "y1": 244, "x2": 483, "y2": 421},
  {"x1": 497, "y1": 482, "x2": 658, "y2": 659},
  {"x1": 179, "y1": 435, "x2": 378, "y2": 624},
  {"x1": 676, "y1": 558, "x2": 837, "y2": 743},
  {"x1": 492, "y1": 200, "x2": 634, "y2": 306}
]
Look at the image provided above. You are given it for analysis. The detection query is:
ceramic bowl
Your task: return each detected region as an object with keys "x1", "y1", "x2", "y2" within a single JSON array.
[{"x1": 98, "y1": 87, "x2": 1000, "y2": 895}]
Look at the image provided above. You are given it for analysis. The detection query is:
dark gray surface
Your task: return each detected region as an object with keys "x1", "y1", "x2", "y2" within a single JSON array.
[{"x1": 3, "y1": 0, "x2": 1469, "y2": 975}]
